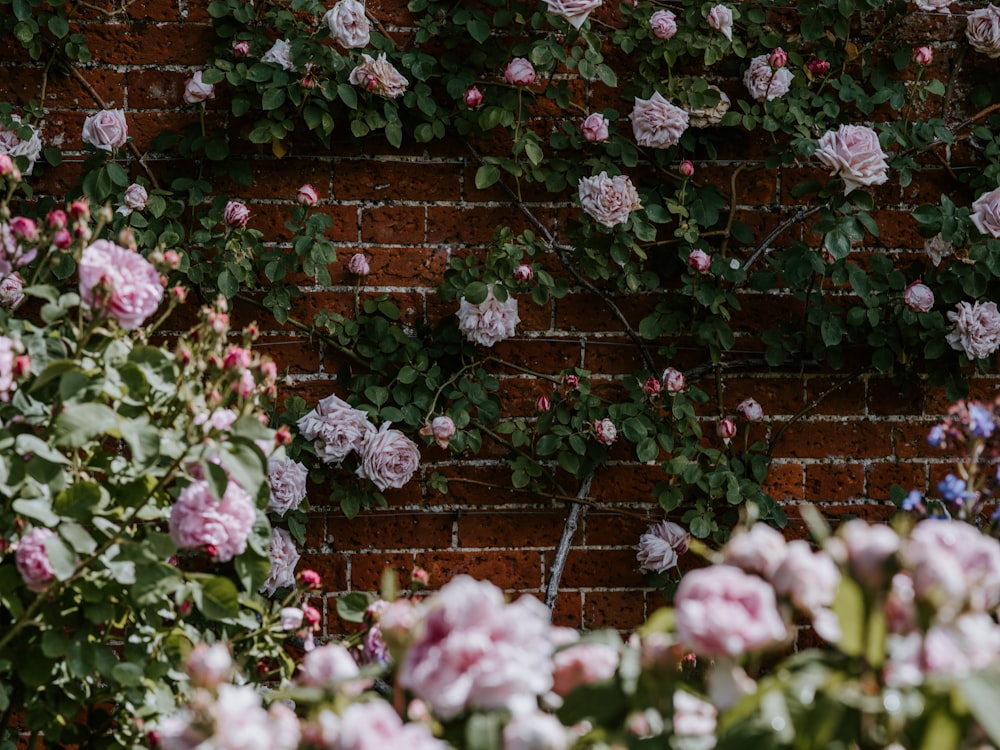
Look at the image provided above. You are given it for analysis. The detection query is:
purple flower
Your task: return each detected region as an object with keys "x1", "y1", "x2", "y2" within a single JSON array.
[
  {"x1": 927, "y1": 424, "x2": 945, "y2": 447},
  {"x1": 902, "y1": 490, "x2": 923, "y2": 511},
  {"x1": 968, "y1": 403, "x2": 996, "y2": 438},
  {"x1": 938, "y1": 474, "x2": 973, "y2": 505}
]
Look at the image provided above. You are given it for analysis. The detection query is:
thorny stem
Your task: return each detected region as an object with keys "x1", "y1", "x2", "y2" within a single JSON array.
[{"x1": 544, "y1": 471, "x2": 595, "y2": 610}]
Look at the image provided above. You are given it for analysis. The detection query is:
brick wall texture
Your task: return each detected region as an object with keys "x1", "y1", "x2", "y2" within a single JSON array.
[{"x1": 0, "y1": 0, "x2": 982, "y2": 634}]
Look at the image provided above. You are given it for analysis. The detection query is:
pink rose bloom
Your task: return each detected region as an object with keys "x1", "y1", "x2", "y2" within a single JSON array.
[
  {"x1": 168, "y1": 479, "x2": 256, "y2": 562},
  {"x1": 429, "y1": 415, "x2": 455, "y2": 449},
  {"x1": 513, "y1": 263, "x2": 533, "y2": 282},
  {"x1": 912, "y1": 46, "x2": 933, "y2": 65},
  {"x1": 464, "y1": 86, "x2": 484, "y2": 108},
  {"x1": 885, "y1": 571, "x2": 918, "y2": 634},
  {"x1": 673, "y1": 690, "x2": 717, "y2": 738},
  {"x1": 914, "y1": 0, "x2": 951, "y2": 11},
  {"x1": 903, "y1": 280, "x2": 934, "y2": 313},
  {"x1": 183, "y1": 71, "x2": 215, "y2": 104},
  {"x1": 336, "y1": 701, "x2": 449, "y2": 750},
  {"x1": 630, "y1": 92, "x2": 688, "y2": 149},
  {"x1": 807, "y1": 58, "x2": 830, "y2": 76},
  {"x1": 266, "y1": 456, "x2": 308, "y2": 515},
  {"x1": 771, "y1": 540, "x2": 841, "y2": 639},
  {"x1": 736, "y1": 397, "x2": 763, "y2": 421},
  {"x1": 594, "y1": 417, "x2": 617, "y2": 445},
  {"x1": 662, "y1": 367, "x2": 685, "y2": 392},
  {"x1": 543, "y1": 0, "x2": 601, "y2": 28},
  {"x1": 280, "y1": 606, "x2": 305, "y2": 631},
  {"x1": 78, "y1": 239, "x2": 164, "y2": 330},
  {"x1": 297, "y1": 393, "x2": 373, "y2": 464},
  {"x1": 323, "y1": 0, "x2": 371, "y2": 49},
  {"x1": 223, "y1": 201, "x2": 250, "y2": 228},
  {"x1": 349, "y1": 53, "x2": 409, "y2": 98},
  {"x1": 814, "y1": 124, "x2": 890, "y2": 195},
  {"x1": 722, "y1": 522, "x2": 788, "y2": 579},
  {"x1": 0, "y1": 273, "x2": 23, "y2": 307},
  {"x1": 504, "y1": 57, "x2": 536, "y2": 86},
  {"x1": 706, "y1": 4, "x2": 733, "y2": 40},
  {"x1": 261, "y1": 39, "x2": 296, "y2": 71},
  {"x1": 643, "y1": 376, "x2": 661, "y2": 395},
  {"x1": 967, "y1": 4, "x2": 1000, "y2": 57},
  {"x1": 687, "y1": 248, "x2": 711, "y2": 272},
  {"x1": 825, "y1": 518, "x2": 900, "y2": 590},
  {"x1": 649, "y1": 9, "x2": 677, "y2": 39},
  {"x1": 946, "y1": 300, "x2": 1000, "y2": 360},
  {"x1": 970, "y1": 185, "x2": 1000, "y2": 237},
  {"x1": 356, "y1": 422, "x2": 421, "y2": 491},
  {"x1": 232, "y1": 40, "x2": 250, "y2": 56},
  {"x1": 924, "y1": 234, "x2": 953, "y2": 266},
  {"x1": 768, "y1": 47, "x2": 788, "y2": 68},
  {"x1": 581, "y1": 112, "x2": 609, "y2": 143},
  {"x1": 348, "y1": 252, "x2": 370, "y2": 275},
  {"x1": 503, "y1": 712, "x2": 568, "y2": 750},
  {"x1": 400, "y1": 576, "x2": 554, "y2": 719},
  {"x1": 0, "y1": 115, "x2": 42, "y2": 174},
  {"x1": 186, "y1": 642, "x2": 232, "y2": 689},
  {"x1": 260, "y1": 528, "x2": 300, "y2": 597},
  {"x1": 636, "y1": 520, "x2": 689, "y2": 573},
  {"x1": 119, "y1": 183, "x2": 148, "y2": 217},
  {"x1": 297, "y1": 643, "x2": 365, "y2": 691},
  {"x1": 206, "y1": 684, "x2": 300, "y2": 750},
  {"x1": 578, "y1": 171, "x2": 641, "y2": 227},
  {"x1": 8, "y1": 216, "x2": 35, "y2": 241},
  {"x1": 16, "y1": 527, "x2": 57, "y2": 592},
  {"x1": 457, "y1": 284, "x2": 520, "y2": 347},
  {"x1": 297, "y1": 183, "x2": 318, "y2": 205},
  {"x1": 743, "y1": 54, "x2": 794, "y2": 102},
  {"x1": 674, "y1": 565, "x2": 788, "y2": 657},
  {"x1": 0, "y1": 337, "x2": 22, "y2": 402},
  {"x1": 553, "y1": 641, "x2": 619, "y2": 696},
  {"x1": 678, "y1": 159, "x2": 694, "y2": 176},
  {"x1": 81, "y1": 108, "x2": 128, "y2": 151}
]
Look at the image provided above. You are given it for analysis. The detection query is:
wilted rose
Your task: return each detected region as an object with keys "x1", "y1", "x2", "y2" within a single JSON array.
[
  {"x1": 637, "y1": 520, "x2": 689, "y2": 573},
  {"x1": 349, "y1": 53, "x2": 409, "y2": 98},
  {"x1": 543, "y1": 0, "x2": 601, "y2": 29}
]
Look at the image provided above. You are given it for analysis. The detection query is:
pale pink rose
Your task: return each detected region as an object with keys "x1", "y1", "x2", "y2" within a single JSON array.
[
  {"x1": 183, "y1": 71, "x2": 215, "y2": 104},
  {"x1": 967, "y1": 4, "x2": 1000, "y2": 57},
  {"x1": 261, "y1": 39, "x2": 296, "y2": 71},
  {"x1": 924, "y1": 233, "x2": 953, "y2": 266},
  {"x1": 885, "y1": 571, "x2": 918, "y2": 634},
  {"x1": 674, "y1": 565, "x2": 788, "y2": 657},
  {"x1": 336, "y1": 701, "x2": 449, "y2": 750},
  {"x1": 722, "y1": 522, "x2": 788, "y2": 580},
  {"x1": 400, "y1": 575, "x2": 554, "y2": 719},
  {"x1": 280, "y1": 606, "x2": 305, "y2": 631},
  {"x1": 706, "y1": 4, "x2": 733, "y2": 40},
  {"x1": 922, "y1": 613, "x2": 1000, "y2": 676},
  {"x1": 687, "y1": 248, "x2": 711, "y2": 272},
  {"x1": 465, "y1": 86, "x2": 484, "y2": 108},
  {"x1": 825, "y1": 518, "x2": 900, "y2": 589},
  {"x1": 349, "y1": 53, "x2": 409, "y2": 98},
  {"x1": 578, "y1": 171, "x2": 641, "y2": 227},
  {"x1": 156, "y1": 710, "x2": 208, "y2": 750},
  {"x1": 186, "y1": 642, "x2": 232, "y2": 689},
  {"x1": 686, "y1": 86, "x2": 731, "y2": 128},
  {"x1": 260, "y1": 528, "x2": 300, "y2": 597},
  {"x1": 297, "y1": 393, "x2": 373, "y2": 464},
  {"x1": 0, "y1": 154, "x2": 17, "y2": 178},
  {"x1": 457, "y1": 284, "x2": 520, "y2": 347},
  {"x1": 662, "y1": 367, "x2": 685, "y2": 392},
  {"x1": 814, "y1": 124, "x2": 890, "y2": 194},
  {"x1": 430, "y1": 416, "x2": 455, "y2": 449},
  {"x1": 266, "y1": 457, "x2": 309, "y2": 515},
  {"x1": 78, "y1": 239, "x2": 164, "y2": 330},
  {"x1": 16, "y1": 527, "x2": 57, "y2": 592},
  {"x1": 120, "y1": 183, "x2": 148, "y2": 215},
  {"x1": 0, "y1": 336, "x2": 22, "y2": 402},
  {"x1": 912, "y1": 46, "x2": 933, "y2": 65},
  {"x1": 581, "y1": 112, "x2": 609, "y2": 142},
  {"x1": 903, "y1": 280, "x2": 934, "y2": 313},
  {"x1": 297, "y1": 183, "x2": 318, "y2": 205},
  {"x1": 513, "y1": 263, "x2": 533, "y2": 282},
  {"x1": 207, "y1": 684, "x2": 300, "y2": 750},
  {"x1": 735, "y1": 397, "x2": 763, "y2": 421},
  {"x1": 553, "y1": 642, "x2": 619, "y2": 696},
  {"x1": 672, "y1": 690, "x2": 717, "y2": 738},
  {"x1": 297, "y1": 643, "x2": 367, "y2": 692},
  {"x1": 970, "y1": 185, "x2": 1000, "y2": 237},
  {"x1": 771, "y1": 540, "x2": 841, "y2": 639},
  {"x1": 630, "y1": 92, "x2": 688, "y2": 149},
  {"x1": 544, "y1": 0, "x2": 601, "y2": 28},
  {"x1": 0, "y1": 273, "x2": 23, "y2": 307},
  {"x1": 717, "y1": 418, "x2": 736, "y2": 440},
  {"x1": 914, "y1": 0, "x2": 951, "y2": 11},
  {"x1": 348, "y1": 252, "x2": 370, "y2": 275},
  {"x1": 504, "y1": 58, "x2": 536, "y2": 86},
  {"x1": 223, "y1": 201, "x2": 250, "y2": 228},
  {"x1": 594, "y1": 417, "x2": 617, "y2": 445},
  {"x1": 707, "y1": 658, "x2": 757, "y2": 710},
  {"x1": 637, "y1": 520, "x2": 689, "y2": 573},
  {"x1": 193, "y1": 407, "x2": 239, "y2": 435},
  {"x1": 649, "y1": 9, "x2": 677, "y2": 39},
  {"x1": 743, "y1": 54, "x2": 794, "y2": 102},
  {"x1": 323, "y1": 0, "x2": 371, "y2": 49},
  {"x1": 81, "y1": 109, "x2": 128, "y2": 151},
  {"x1": 0, "y1": 115, "x2": 42, "y2": 174},
  {"x1": 168, "y1": 479, "x2": 256, "y2": 562},
  {"x1": 503, "y1": 712, "x2": 568, "y2": 750},
  {"x1": 356, "y1": 421, "x2": 421, "y2": 491},
  {"x1": 946, "y1": 300, "x2": 1000, "y2": 360}
]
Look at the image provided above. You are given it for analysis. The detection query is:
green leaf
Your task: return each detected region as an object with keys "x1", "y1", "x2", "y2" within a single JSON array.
[
  {"x1": 335, "y1": 592, "x2": 372, "y2": 623},
  {"x1": 54, "y1": 482, "x2": 104, "y2": 520},
  {"x1": 53, "y1": 404, "x2": 119, "y2": 448},
  {"x1": 45, "y1": 535, "x2": 77, "y2": 581},
  {"x1": 195, "y1": 575, "x2": 240, "y2": 620},
  {"x1": 261, "y1": 87, "x2": 286, "y2": 111},
  {"x1": 475, "y1": 164, "x2": 500, "y2": 190},
  {"x1": 962, "y1": 671, "x2": 1000, "y2": 747}
]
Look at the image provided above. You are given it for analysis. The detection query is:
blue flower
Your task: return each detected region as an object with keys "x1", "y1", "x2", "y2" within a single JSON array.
[
  {"x1": 902, "y1": 489, "x2": 923, "y2": 511},
  {"x1": 927, "y1": 424, "x2": 945, "y2": 447},
  {"x1": 938, "y1": 474, "x2": 973, "y2": 505},
  {"x1": 968, "y1": 404, "x2": 996, "y2": 438}
]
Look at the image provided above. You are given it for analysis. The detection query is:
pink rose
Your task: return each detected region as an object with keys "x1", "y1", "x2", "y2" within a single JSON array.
[
  {"x1": 581, "y1": 112, "x2": 609, "y2": 143},
  {"x1": 0, "y1": 273, "x2": 23, "y2": 307},
  {"x1": 825, "y1": 518, "x2": 900, "y2": 590},
  {"x1": 679, "y1": 159, "x2": 694, "y2": 177},
  {"x1": 513, "y1": 263, "x2": 533, "y2": 282},
  {"x1": 122, "y1": 183, "x2": 148, "y2": 212},
  {"x1": 912, "y1": 46, "x2": 933, "y2": 65},
  {"x1": 296, "y1": 392, "x2": 374, "y2": 464},
  {"x1": 261, "y1": 39, "x2": 296, "y2": 71},
  {"x1": 536, "y1": 394, "x2": 551, "y2": 412},
  {"x1": 970, "y1": 185, "x2": 1000, "y2": 237},
  {"x1": 503, "y1": 712, "x2": 569, "y2": 750},
  {"x1": 736, "y1": 397, "x2": 763, "y2": 421},
  {"x1": 232, "y1": 40, "x2": 250, "y2": 56},
  {"x1": 649, "y1": 9, "x2": 677, "y2": 39},
  {"x1": 504, "y1": 57, "x2": 536, "y2": 86},
  {"x1": 183, "y1": 71, "x2": 216, "y2": 104},
  {"x1": 687, "y1": 248, "x2": 711, "y2": 272},
  {"x1": 16, "y1": 527, "x2": 57, "y2": 592},
  {"x1": 946, "y1": 300, "x2": 1000, "y2": 360},
  {"x1": 631, "y1": 92, "x2": 688, "y2": 149},
  {"x1": 643, "y1": 376, "x2": 661, "y2": 395},
  {"x1": 8, "y1": 216, "x2": 36, "y2": 241},
  {"x1": 0, "y1": 154, "x2": 15, "y2": 178},
  {"x1": 168, "y1": 479, "x2": 256, "y2": 562},
  {"x1": 706, "y1": 4, "x2": 733, "y2": 40},
  {"x1": 967, "y1": 4, "x2": 1000, "y2": 58},
  {"x1": 662, "y1": 367, "x2": 686, "y2": 392},
  {"x1": 552, "y1": 642, "x2": 619, "y2": 696},
  {"x1": 743, "y1": 54, "x2": 794, "y2": 101},
  {"x1": 356, "y1": 422, "x2": 421, "y2": 491},
  {"x1": 674, "y1": 565, "x2": 788, "y2": 657},
  {"x1": 807, "y1": 58, "x2": 830, "y2": 76},
  {"x1": 562, "y1": 374, "x2": 579, "y2": 389},
  {"x1": 464, "y1": 86, "x2": 484, "y2": 108},
  {"x1": 266, "y1": 456, "x2": 308, "y2": 515},
  {"x1": 0, "y1": 115, "x2": 42, "y2": 174},
  {"x1": 323, "y1": 0, "x2": 371, "y2": 49},
  {"x1": 637, "y1": 520, "x2": 689, "y2": 573},
  {"x1": 81, "y1": 109, "x2": 128, "y2": 151},
  {"x1": 260, "y1": 528, "x2": 300, "y2": 597},
  {"x1": 348, "y1": 252, "x2": 370, "y2": 275},
  {"x1": 771, "y1": 540, "x2": 841, "y2": 636},
  {"x1": 722, "y1": 522, "x2": 788, "y2": 579},
  {"x1": 594, "y1": 417, "x2": 617, "y2": 445},
  {"x1": 78, "y1": 240, "x2": 164, "y2": 330},
  {"x1": 578, "y1": 171, "x2": 641, "y2": 227},
  {"x1": 717, "y1": 418, "x2": 736, "y2": 440},
  {"x1": 914, "y1": 0, "x2": 951, "y2": 11},
  {"x1": 349, "y1": 53, "x2": 409, "y2": 98},
  {"x1": 223, "y1": 201, "x2": 250, "y2": 228},
  {"x1": 814, "y1": 124, "x2": 889, "y2": 195},
  {"x1": 186, "y1": 642, "x2": 232, "y2": 689},
  {"x1": 336, "y1": 700, "x2": 448, "y2": 750},
  {"x1": 297, "y1": 183, "x2": 318, "y2": 205},
  {"x1": 456, "y1": 284, "x2": 520, "y2": 347},
  {"x1": 430, "y1": 416, "x2": 455, "y2": 449},
  {"x1": 768, "y1": 47, "x2": 788, "y2": 68},
  {"x1": 903, "y1": 280, "x2": 934, "y2": 313},
  {"x1": 673, "y1": 691, "x2": 717, "y2": 738},
  {"x1": 543, "y1": 0, "x2": 601, "y2": 29}
]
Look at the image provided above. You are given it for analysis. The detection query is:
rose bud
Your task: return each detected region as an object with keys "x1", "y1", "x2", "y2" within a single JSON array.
[
  {"x1": 536, "y1": 394, "x2": 551, "y2": 412},
  {"x1": 643, "y1": 376, "x2": 661, "y2": 395},
  {"x1": 46, "y1": 210, "x2": 67, "y2": 229},
  {"x1": 768, "y1": 47, "x2": 788, "y2": 68},
  {"x1": 717, "y1": 418, "x2": 737, "y2": 441},
  {"x1": 9, "y1": 217, "x2": 36, "y2": 241},
  {"x1": 687, "y1": 248, "x2": 711, "y2": 272},
  {"x1": 297, "y1": 183, "x2": 319, "y2": 205},
  {"x1": 903, "y1": 280, "x2": 934, "y2": 313},
  {"x1": 299, "y1": 569, "x2": 322, "y2": 589},
  {"x1": 736, "y1": 398, "x2": 764, "y2": 421},
  {"x1": 562, "y1": 374, "x2": 579, "y2": 390},
  {"x1": 223, "y1": 201, "x2": 250, "y2": 228},
  {"x1": 679, "y1": 160, "x2": 694, "y2": 177},
  {"x1": 233, "y1": 40, "x2": 250, "y2": 56},
  {"x1": 514, "y1": 264, "x2": 533, "y2": 282},
  {"x1": 504, "y1": 57, "x2": 536, "y2": 86},
  {"x1": 807, "y1": 58, "x2": 830, "y2": 76},
  {"x1": 465, "y1": 86, "x2": 484, "y2": 108},
  {"x1": 581, "y1": 112, "x2": 610, "y2": 143},
  {"x1": 348, "y1": 252, "x2": 370, "y2": 276},
  {"x1": 594, "y1": 417, "x2": 617, "y2": 445},
  {"x1": 52, "y1": 228, "x2": 72, "y2": 250},
  {"x1": 912, "y1": 46, "x2": 933, "y2": 66},
  {"x1": 662, "y1": 367, "x2": 686, "y2": 392}
]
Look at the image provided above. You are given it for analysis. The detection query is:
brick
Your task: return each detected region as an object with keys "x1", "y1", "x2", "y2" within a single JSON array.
[
  {"x1": 335, "y1": 160, "x2": 462, "y2": 202},
  {"x1": 804, "y1": 463, "x2": 865, "y2": 501},
  {"x1": 351, "y1": 552, "x2": 416, "y2": 591},
  {"x1": 414, "y1": 550, "x2": 543, "y2": 590},
  {"x1": 299, "y1": 552, "x2": 349, "y2": 591},
  {"x1": 458, "y1": 510, "x2": 568, "y2": 548},
  {"x1": 334, "y1": 511, "x2": 455, "y2": 551},
  {"x1": 560, "y1": 548, "x2": 645, "y2": 589},
  {"x1": 775, "y1": 420, "x2": 893, "y2": 460},
  {"x1": 584, "y1": 590, "x2": 646, "y2": 630},
  {"x1": 762, "y1": 462, "x2": 804, "y2": 501}
]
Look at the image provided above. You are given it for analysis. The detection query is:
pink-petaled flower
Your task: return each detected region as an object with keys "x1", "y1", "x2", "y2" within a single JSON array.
[
  {"x1": 594, "y1": 417, "x2": 617, "y2": 445},
  {"x1": 722, "y1": 522, "x2": 788, "y2": 580},
  {"x1": 82, "y1": 109, "x2": 128, "y2": 151},
  {"x1": 643, "y1": 376, "x2": 661, "y2": 395},
  {"x1": 649, "y1": 9, "x2": 677, "y2": 39},
  {"x1": 544, "y1": 0, "x2": 601, "y2": 29},
  {"x1": 118, "y1": 183, "x2": 148, "y2": 217},
  {"x1": 52, "y1": 228, "x2": 71, "y2": 250},
  {"x1": 706, "y1": 4, "x2": 733, "y2": 40},
  {"x1": 914, "y1": 0, "x2": 951, "y2": 11},
  {"x1": 946, "y1": 300, "x2": 1000, "y2": 360},
  {"x1": 674, "y1": 565, "x2": 788, "y2": 657},
  {"x1": 673, "y1": 691, "x2": 717, "y2": 739},
  {"x1": 552, "y1": 641, "x2": 619, "y2": 696},
  {"x1": 662, "y1": 367, "x2": 686, "y2": 392},
  {"x1": 356, "y1": 422, "x2": 421, "y2": 491},
  {"x1": 0, "y1": 154, "x2": 15, "y2": 177},
  {"x1": 536, "y1": 394, "x2": 551, "y2": 412},
  {"x1": 504, "y1": 57, "x2": 536, "y2": 86},
  {"x1": 262, "y1": 39, "x2": 297, "y2": 71},
  {"x1": 297, "y1": 393, "x2": 374, "y2": 464},
  {"x1": 266, "y1": 456, "x2": 308, "y2": 515},
  {"x1": 631, "y1": 92, "x2": 688, "y2": 149},
  {"x1": 717, "y1": 418, "x2": 736, "y2": 440},
  {"x1": 223, "y1": 201, "x2": 250, "y2": 228},
  {"x1": 323, "y1": 0, "x2": 371, "y2": 49},
  {"x1": 457, "y1": 284, "x2": 520, "y2": 347},
  {"x1": 578, "y1": 171, "x2": 641, "y2": 227},
  {"x1": 168, "y1": 479, "x2": 256, "y2": 562},
  {"x1": 298, "y1": 643, "x2": 364, "y2": 691},
  {"x1": 637, "y1": 520, "x2": 689, "y2": 573},
  {"x1": 336, "y1": 700, "x2": 449, "y2": 750},
  {"x1": 513, "y1": 263, "x2": 533, "y2": 283},
  {"x1": 46, "y1": 210, "x2": 67, "y2": 229},
  {"x1": 303, "y1": 604, "x2": 321, "y2": 627},
  {"x1": 688, "y1": 248, "x2": 711, "y2": 272},
  {"x1": 814, "y1": 124, "x2": 889, "y2": 195},
  {"x1": 260, "y1": 528, "x2": 300, "y2": 597},
  {"x1": 772, "y1": 540, "x2": 842, "y2": 640},
  {"x1": 78, "y1": 240, "x2": 164, "y2": 330},
  {"x1": 503, "y1": 712, "x2": 569, "y2": 750},
  {"x1": 8, "y1": 217, "x2": 36, "y2": 241},
  {"x1": 16, "y1": 527, "x2": 56, "y2": 593},
  {"x1": 297, "y1": 183, "x2": 318, "y2": 205},
  {"x1": 679, "y1": 159, "x2": 694, "y2": 177},
  {"x1": 0, "y1": 273, "x2": 23, "y2": 308},
  {"x1": 429, "y1": 416, "x2": 456, "y2": 449},
  {"x1": 903, "y1": 280, "x2": 934, "y2": 313},
  {"x1": 736, "y1": 397, "x2": 764, "y2": 421},
  {"x1": 744, "y1": 54, "x2": 794, "y2": 101},
  {"x1": 913, "y1": 46, "x2": 934, "y2": 65},
  {"x1": 183, "y1": 71, "x2": 215, "y2": 104},
  {"x1": 186, "y1": 642, "x2": 232, "y2": 689},
  {"x1": 825, "y1": 518, "x2": 900, "y2": 590},
  {"x1": 807, "y1": 58, "x2": 830, "y2": 76},
  {"x1": 349, "y1": 53, "x2": 409, "y2": 98},
  {"x1": 581, "y1": 112, "x2": 610, "y2": 143},
  {"x1": 970, "y1": 185, "x2": 1000, "y2": 238},
  {"x1": 348, "y1": 252, "x2": 370, "y2": 275},
  {"x1": 232, "y1": 40, "x2": 250, "y2": 56},
  {"x1": 0, "y1": 115, "x2": 42, "y2": 174},
  {"x1": 464, "y1": 86, "x2": 484, "y2": 108},
  {"x1": 411, "y1": 566, "x2": 430, "y2": 588},
  {"x1": 768, "y1": 47, "x2": 788, "y2": 68},
  {"x1": 967, "y1": 4, "x2": 1000, "y2": 57},
  {"x1": 563, "y1": 374, "x2": 579, "y2": 389}
]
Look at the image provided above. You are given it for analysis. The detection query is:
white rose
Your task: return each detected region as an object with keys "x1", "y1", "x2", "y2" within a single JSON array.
[
  {"x1": 261, "y1": 39, "x2": 297, "y2": 71},
  {"x1": 323, "y1": 0, "x2": 371, "y2": 49}
]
